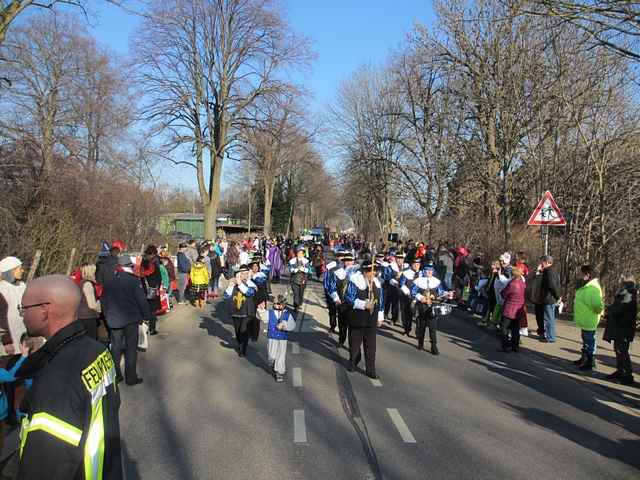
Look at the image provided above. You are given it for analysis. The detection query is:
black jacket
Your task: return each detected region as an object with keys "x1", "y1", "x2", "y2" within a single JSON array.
[
  {"x1": 540, "y1": 268, "x2": 561, "y2": 305},
  {"x1": 102, "y1": 270, "x2": 151, "y2": 329},
  {"x1": 17, "y1": 321, "x2": 123, "y2": 480},
  {"x1": 604, "y1": 283, "x2": 637, "y2": 343},
  {"x1": 95, "y1": 255, "x2": 118, "y2": 286}
]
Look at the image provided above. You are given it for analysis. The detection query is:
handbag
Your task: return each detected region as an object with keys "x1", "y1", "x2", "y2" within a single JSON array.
[
  {"x1": 157, "y1": 289, "x2": 170, "y2": 315},
  {"x1": 144, "y1": 277, "x2": 158, "y2": 300},
  {"x1": 138, "y1": 323, "x2": 149, "y2": 350}
]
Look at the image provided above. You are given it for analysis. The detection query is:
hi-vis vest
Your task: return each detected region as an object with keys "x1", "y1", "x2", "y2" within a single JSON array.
[{"x1": 18, "y1": 321, "x2": 122, "y2": 479}]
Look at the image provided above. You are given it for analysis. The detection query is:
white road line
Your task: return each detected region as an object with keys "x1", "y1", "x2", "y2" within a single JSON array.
[
  {"x1": 387, "y1": 408, "x2": 416, "y2": 443},
  {"x1": 370, "y1": 378, "x2": 382, "y2": 387},
  {"x1": 293, "y1": 409, "x2": 307, "y2": 443},
  {"x1": 293, "y1": 367, "x2": 303, "y2": 387},
  {"x1": 292, "y1": 343, "x2": 300, "y2": 354}
]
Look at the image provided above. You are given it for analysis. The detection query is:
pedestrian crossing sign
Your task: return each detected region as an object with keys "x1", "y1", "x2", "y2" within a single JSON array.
[{"x1": 527, "y1": 191, "x2": 566, "y2": 226}]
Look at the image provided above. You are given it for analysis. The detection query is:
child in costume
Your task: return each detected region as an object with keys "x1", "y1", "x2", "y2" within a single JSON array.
[{"x1": 258, "y1": 295, "x2": 296, "y2": 382}]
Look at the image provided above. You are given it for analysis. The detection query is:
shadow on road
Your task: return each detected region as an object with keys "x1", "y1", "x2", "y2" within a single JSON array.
[
  {"x1": 437, "y1": 311, "x2": 640, "y2": 471},
  {"x1": 504, "y1": 403, "x2": 640, "y2": 470}
]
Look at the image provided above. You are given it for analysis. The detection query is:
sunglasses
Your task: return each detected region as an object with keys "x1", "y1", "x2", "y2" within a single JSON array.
[{"x1": 17, "y1": 302, "x2": 50, "y2": 316}]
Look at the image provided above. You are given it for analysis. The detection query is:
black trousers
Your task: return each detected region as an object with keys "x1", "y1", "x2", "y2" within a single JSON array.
[
  {"x1": 147, "y1": 298, "x2": 158, "y2": 333},
  {"x1": 349, "y1": 326, "x2": 377, "y2": 374},
  {"x1": 501, "y1": 316, "x2": 520, "y2": 351},
  {"x1": 384, "y1": 286, "x2": 399, "y2": 323},
  {"x1": 533, "y1": 304, "x2": 545, "y2": 336},
  {"x1": 401, "y1": 297, "x2": 414, "y2": 334},
  {"x1": 614, "y1": 339, "x2": 633, "y2": 376},
  {"x1": 338, "y1": 306, "x2": 349, "y2": 346},
  {"x1": 326, "y1": 295, "x2": 337, "y2": 331},
  {"x1": 233, "y1": 316, "x2": 250, "y2": 354},
  {"x1": 291, "y1": 283, "x2": 306, "y2": 309},
  {"x1": 110, "y1": 323, "x2": 139, "y2": 382},
  {"x1": 416, "y1": 309, "x2": 438, "y2": 348}
]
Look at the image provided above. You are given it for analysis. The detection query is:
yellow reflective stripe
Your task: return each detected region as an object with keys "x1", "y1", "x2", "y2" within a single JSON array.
[
  {"x1": 84, "y1": 398, "x2": 105, "y2": 480},
  {"x1": 23, "y1": 413, "x2": 82, "y2": 448},
  {"x1": 19, "y1": 417, "x2": 29, "y2": 458}
]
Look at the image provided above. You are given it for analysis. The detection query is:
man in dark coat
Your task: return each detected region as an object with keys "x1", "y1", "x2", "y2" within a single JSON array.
[
  {"x1": 604, "y1": 275, "x2": 637, "y2": 385},
  {"x1": 102, "y1": 256, "x2": 150, "y2": 385},
  {"x1": 538, "y1": 255, "x2": 561, "y2": 343}
]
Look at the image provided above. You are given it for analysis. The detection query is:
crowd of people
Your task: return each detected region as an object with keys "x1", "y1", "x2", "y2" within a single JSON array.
[{"x1": 0, "y1": 231, "x2": 635, "y2": 478}]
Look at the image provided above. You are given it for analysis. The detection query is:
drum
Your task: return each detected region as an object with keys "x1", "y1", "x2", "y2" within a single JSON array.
[{"x1": 431, "y1": 303, "x2": 453, "y2": 317}]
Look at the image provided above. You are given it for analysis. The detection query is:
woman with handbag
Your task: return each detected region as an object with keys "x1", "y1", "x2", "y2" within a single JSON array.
[{"x1": 140, "y1": 245, "x2": 162, "y2": 335}]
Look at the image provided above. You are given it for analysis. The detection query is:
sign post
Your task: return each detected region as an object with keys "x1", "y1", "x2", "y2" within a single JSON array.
[{"x1": 527, "y1": 191, "x2": 566, "y2": 256}]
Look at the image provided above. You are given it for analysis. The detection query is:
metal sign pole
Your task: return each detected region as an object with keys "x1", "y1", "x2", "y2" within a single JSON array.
[{"x1": 544, "y1": 226, "x2": 549, "y2": 256}]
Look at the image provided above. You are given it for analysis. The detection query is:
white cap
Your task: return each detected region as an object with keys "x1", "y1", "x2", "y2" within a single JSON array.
[
  {"x1": 0, "y1": 256, "x2": 22, "y2": 273},
  {"x1": 499, "y1": 252, "x2": 511, "y2": 265}
]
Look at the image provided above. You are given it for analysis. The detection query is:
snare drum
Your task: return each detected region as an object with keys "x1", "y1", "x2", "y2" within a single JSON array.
[{"x1": 431, "y1": 304, "x2": 453, "y2": 317}]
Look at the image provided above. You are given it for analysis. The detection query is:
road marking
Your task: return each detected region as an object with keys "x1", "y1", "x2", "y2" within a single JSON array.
[
  {"x1": 293, "y1": 367, "x2": 303, "y2": 387},
  {"x1": 370, "y1": 378, "x2": 382, "y2": 387},
  {"x1": 293, "y1": 409, "x2": 307, "y2": 443},
  {"x1": 292, "y1": 343, "x2": 300, "y2": 354},
  {"x1": 387, "y1": 408, "x2": 416, "y2": 443}
]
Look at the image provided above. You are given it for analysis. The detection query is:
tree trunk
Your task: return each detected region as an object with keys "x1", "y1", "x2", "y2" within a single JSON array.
[
  {"x1": 263, "y1": 177, "x2": 275, "y2": 236},
  {"x1": 204, "y1": 151, "x2": 224, "y2": 239}
]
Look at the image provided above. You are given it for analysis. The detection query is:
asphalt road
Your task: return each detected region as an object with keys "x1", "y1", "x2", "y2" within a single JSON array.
[{"x1": 119, "y1": 278, "x2": 640, "y2": 480}]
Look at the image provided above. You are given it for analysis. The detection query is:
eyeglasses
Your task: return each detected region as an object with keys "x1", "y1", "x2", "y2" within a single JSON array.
[{"x1": 17, "y1": 302, "x2": 50, "y2": 316}]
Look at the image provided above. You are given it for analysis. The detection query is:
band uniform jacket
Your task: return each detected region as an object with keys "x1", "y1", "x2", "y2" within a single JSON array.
[{"x1": 345, "y1": 272, "x2": 385, "y2": 328}]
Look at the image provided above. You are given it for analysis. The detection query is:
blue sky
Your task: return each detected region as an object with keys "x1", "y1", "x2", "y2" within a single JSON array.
[{"x1": 86, "y1": 1, "x2": 436, "y2": 188}]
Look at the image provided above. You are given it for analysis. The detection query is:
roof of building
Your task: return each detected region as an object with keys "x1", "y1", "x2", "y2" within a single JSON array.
[{"x1": 162, "y1": 212, "x2": 232, "y2": 221}]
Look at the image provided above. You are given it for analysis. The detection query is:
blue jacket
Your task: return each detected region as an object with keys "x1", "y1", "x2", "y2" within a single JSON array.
[
  {"x1": 344, "y1": 272, "x2": 385, "y2": 326},
  {"x1": 323, "y1": 261, "x2": 338, "y2": 301},
  {"x1": 177, "y1": 252, "x2": 191, "y2": 274},
  {"x1": 267, "y1": 309, "x2": 296, "y2": 340},
  {"x1": 0, "y1": 354, "x2": 26, "y2": 420}
]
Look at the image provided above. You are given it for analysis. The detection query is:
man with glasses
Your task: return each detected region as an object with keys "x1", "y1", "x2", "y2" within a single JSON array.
[{"x1": 16, "y1": 274, "x2": 123, "y2": 479}]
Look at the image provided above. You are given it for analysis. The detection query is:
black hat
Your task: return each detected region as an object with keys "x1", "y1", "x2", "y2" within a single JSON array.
[
  {"x1": 341, "y1": 253, "x2": 355, "y2": 262},
  {"x1": 361, "y1": 260, "x2": 379, "y2": 272},
  {"x1": 375, "y1": 253, "x2": 385, "y2": 259},
  {"x1": 335, "y1": 251, "x2": 346, "y2": 258},
  {"x1": 396, "y1": 252, "x2": 406, "y2": 259},
  {"x1": 237, "y1": 264, "x2": 250, "y2": 273}
]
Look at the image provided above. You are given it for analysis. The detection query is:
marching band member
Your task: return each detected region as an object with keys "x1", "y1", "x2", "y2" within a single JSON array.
[
  {"x1": 224, "y1": 264, "x2": 258, "y2": 357},
  {"x1": 411, "y1": 266, "x2": 450, "y2": 355},
  {"x1": 399, "y1": 258, "x2": 423, "y2": 336},
  {"x1": 382, "y1": 251, "x2": 401, "y2": 325},
  {"x1": 345, "y1": 260, "x2": 385, "y2": 379},
  {"x1": 288, "y1": 246, "x2": 311, "y2": 311},
  {"x1": 249, "y1": 257, "x2": 268, "y2": 307},
  {"x1": 323, "y1": 251, "x2": 344, "y2": 334},
  {"x1": 334, "y1": 252, "x2": 357, "y2": 348}
]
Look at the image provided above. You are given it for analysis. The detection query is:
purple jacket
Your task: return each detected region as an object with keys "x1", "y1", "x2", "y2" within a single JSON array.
[{"x1": 502, "y1": 277, "x2": 526, "y2": 320}]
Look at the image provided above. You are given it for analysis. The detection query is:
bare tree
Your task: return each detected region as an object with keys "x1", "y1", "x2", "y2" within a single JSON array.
[
  {"x1": 0, "y1": 1, "x2": 141, "y2": 46},
  {"x1": 133, "y1": 0, "x2": 312, "y2": 239},
  {"x1": 518, "y1": 0, "x2": 640, "y2": 60}
]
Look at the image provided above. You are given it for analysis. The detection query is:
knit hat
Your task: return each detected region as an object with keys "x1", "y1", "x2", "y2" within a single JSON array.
[
  {"x1": 499, "y1": 252, "x2": 511, "y2": 265},
  {"x1": 0, "y1": 256, "x2": 22, "y2": 273}
]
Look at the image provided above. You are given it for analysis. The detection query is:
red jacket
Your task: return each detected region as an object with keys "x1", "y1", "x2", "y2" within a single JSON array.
[{"x1": 502, "y1": 277, "x2": 526, "y2": 320}]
